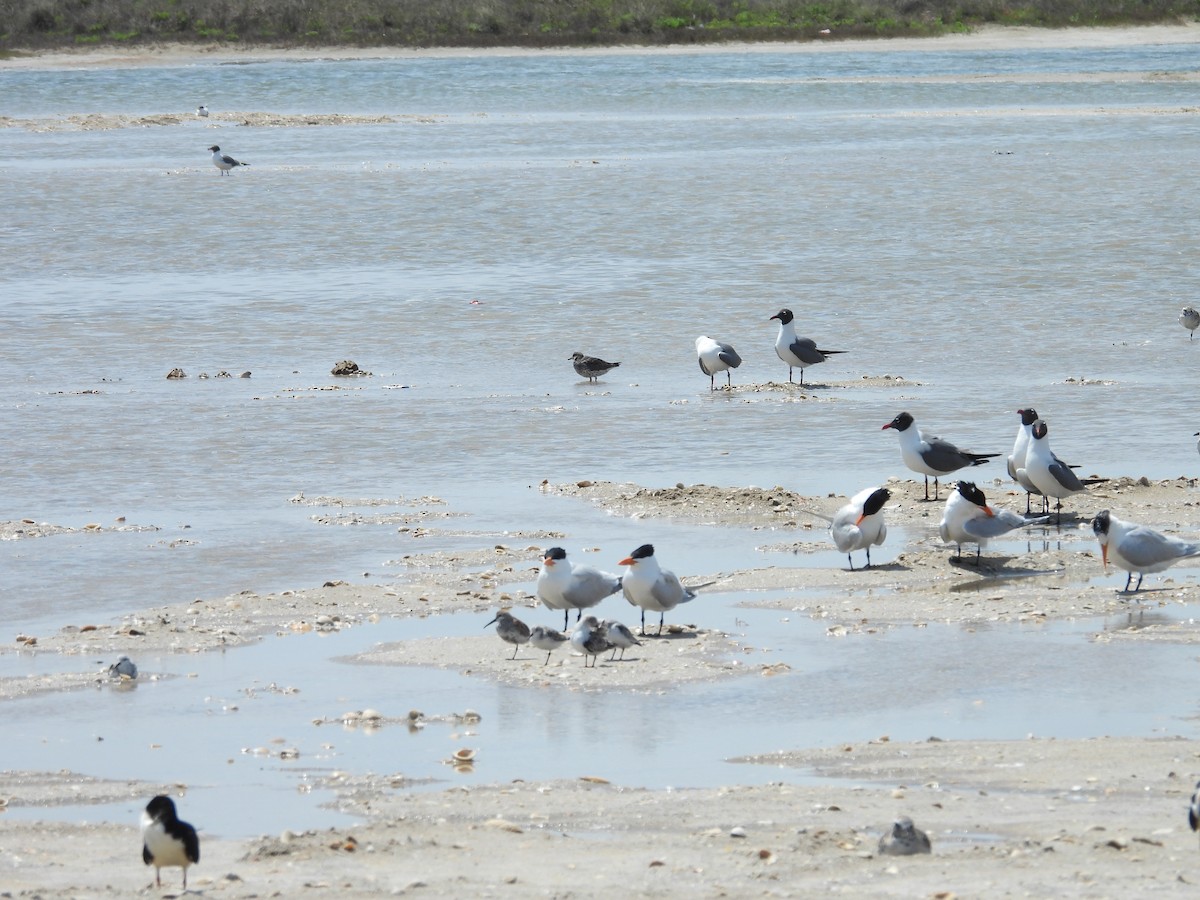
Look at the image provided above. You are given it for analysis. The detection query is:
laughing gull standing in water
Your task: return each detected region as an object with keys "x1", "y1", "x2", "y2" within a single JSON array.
[
  {"x1": 484, "y1": 610, "x2": 531, "y2": 659},
  {"x1": 939, "y1": 480, "x2": 1048, "y2": 563},
  {"x1": 209, "y1": 145, "x2": 249, "y2": 175},
  {"x1": 536, "y1": 547, "x2": 622, "y2": 631},
  {"x1": 1090, "y1": 510, "x2": 1200, "y2": 593},
  {"x1": 570, "y1": 352, "x2": 621, "y2": 382},
  {"x1": 882, "y1": 411, "x2": 999, "y2": 501},
  {"x1": 769, "y1": 308, "x2": 846, "y2": 385},
  {"x1": 695, "y1": 335, "x2": 742, "y2": 390},
  {"x1": 141, "y1": 795, "x2": 200, "y2": 890},
  {"x1": 828, "y1": 486, "x2": 890, "y2": 570},
  {"x1": 1181, "y1": 306, "x2": 1200, "y2": 339},
  {"x1": 618, "y1": 543, "x2": 707, "y2": 636}
]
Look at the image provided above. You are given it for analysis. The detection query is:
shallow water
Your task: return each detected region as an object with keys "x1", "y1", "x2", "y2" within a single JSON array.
[{"x1": 4, "y1": 39, "x2": 1200, "y2": 837}]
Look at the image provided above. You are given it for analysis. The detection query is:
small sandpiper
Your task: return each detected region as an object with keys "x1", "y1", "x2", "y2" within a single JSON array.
[
  {"x1": 141, "y1": 794, "x2": 200, "y2": 889},
  {"x1": 1181, "y1": 306, "x2": 1200, "y2": 339},
  {"x1": 570, "y1": 616, "x2": 610, "y2": 667},
  {"x1": 877, "y1": 816, "x2": 931, "y2": 856},
  {"x1": 485, "y1": 610, "x2": 531, "y2": 659},
  {"x1": 529, "y1": 625, "x2": 569, "y2": 665},
  {"x1": 601, "y1": 618, "x2": 641, "y2": 660},
  {"x1": 570, "y1": 352, "x2": 621, "y2": 382}
]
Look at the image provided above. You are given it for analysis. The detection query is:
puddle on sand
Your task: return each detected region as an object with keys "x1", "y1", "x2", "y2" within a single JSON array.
[{"x1": 5, "y1": 591, "x2": 1200, "y2": 839}]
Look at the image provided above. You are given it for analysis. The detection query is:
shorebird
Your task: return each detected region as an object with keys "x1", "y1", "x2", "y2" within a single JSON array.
[
  {"x1": 1091, "y1": 510, "x2": 1200, "y2": 593},
  {"x1": 877, "y1": 816, "x2": 931, "y2": 856},
  {"x1": 570, "y1": 352, "x2": 621, "y2": 382},
  {"x1": 1007, "y1": 407, "x2": 1046, "y2": 514},
  {"x1": 882, "y1": 411, "x2": 999, "y2": 501},
  {"x1": 939, "y1": 481, "x2": 1048, "y2": 563},
  {"x1": 536, "y1": 547, "x2": 622, "y2": 631},
  {"x1": 695, "y1": 335, "x2": 742, "y2": 391},
  {"x1": 829, "y1": 486, "x2": 890, "y2": 570},
  {"x1": 769, "y1": 308, "x2": 846, "y2": 385},
  {"x1": 1018, "y1": 420, "x2": 1093, "y2": 525},
  {"x1": 196, "y1": 105, "x2": 209, "y2": 117},
  {"x1": 141, "y1": 795, "x2": 200, "y2": 890},
  {"x1": 601, "y1": 618, "x2": 642, "y2": 660},
  {"x1": 618, "y1": 544, "x2": 704, "y2": 636},
  {"x1": 484, "y1": 610, "x2": 531, "y2": 659},
  {"x1": 529, "y1": 625, "x2": 569, "y2": 665},
  {"x1": 107, "y1": 655, "x2": 138, "y2": 680},
  {"x1": 209, "y1": 145, "x2": 249, "y2": 175},
  {"x1": 570, "y1": 615, "x2": 610, "y2": 667},
  {"x1": 1181, "y1": 306, "x2": 1200, "y2": 339}
]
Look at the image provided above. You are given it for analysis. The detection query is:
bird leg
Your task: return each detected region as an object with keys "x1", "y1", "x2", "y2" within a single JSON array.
[
  {"x1": 657, "y1": 612, "x2": 666, "y2": 636},
  {"x1": 847, "y1": 553, "x2": 855, "y2": 571},
  {"x1": 510, "y1": 644, "x2": 519, "y2": 660},
  {"x1": 543, "y1": 652, "x2": 551, "y2": 665}
]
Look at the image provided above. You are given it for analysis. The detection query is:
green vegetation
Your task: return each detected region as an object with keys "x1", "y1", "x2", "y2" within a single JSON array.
[{"x1": 0, "y1": 0, "x2": 1196, "y2": 49}]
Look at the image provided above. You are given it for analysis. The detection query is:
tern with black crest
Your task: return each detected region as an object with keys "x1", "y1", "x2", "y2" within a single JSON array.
[
  {"x1": 618, "y1": 543, "x2": 703, "y2": 636},
  {"x1": 536, "y1": 547, "x2": 621, "y2": 631},
  {"x1": 829, "y1": 486, "x2": 890, "y2": 570},
  {"x1": 939, "y1": 481, "x2": 1048, "y2": 562},
  {"x1": 1091, "y1": 510, "x2": 1200, "y2": 593}
]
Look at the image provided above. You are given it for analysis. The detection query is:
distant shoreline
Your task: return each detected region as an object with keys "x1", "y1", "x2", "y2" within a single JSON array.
[{"x1": 4, "y1": 23, "x2": 1200, "y2": 70}]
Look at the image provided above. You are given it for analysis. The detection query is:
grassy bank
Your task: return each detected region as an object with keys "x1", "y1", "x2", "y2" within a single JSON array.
[{"x1": 1, "y1": 0, "x2": 1197, "y2": 50}]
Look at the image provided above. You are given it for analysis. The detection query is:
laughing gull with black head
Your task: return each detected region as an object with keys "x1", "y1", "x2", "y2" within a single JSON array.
[
  {"x1": 882, "y1": 411, "x2": 999, "y2": 501},
  {"x1": 1017, "y1": 420, "x2": 1103, "y2": 525},
  {"x1": 769, "y1": 308, "x2": 846, "y2": 385},
  {"x1": 209, "y1": 145, "x2": 249, "y2": 175},
  {"x1": 695, "y1": 335, "x2": 742, "y2": 390}
]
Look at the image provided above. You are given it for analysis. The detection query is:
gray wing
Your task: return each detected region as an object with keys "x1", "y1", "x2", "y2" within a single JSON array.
[
  {"x1": 1119, "y1": 528, "x2": 1200, "y2": 569},
  {"x1": 653, "y1": 570, "x2": 688, "y2": 608},
  {"x1": 1047, "y1": 455, "x2": 1085, "y2": 492},
  {"x1": 787, "y1": 337, "x2": 827, "y2": 366},
  {"x1": 921, "y1": 433, "x2": 973, "y2": 473},
  {"x1": 962, "y1": 509, "x2": 1044, "y2": 539},
  {"x1": 564, "y1": 566, "x2": 622, "y2": 605},
  {"x1": 717, "y1": 343, "x2": 742, "y2": 369}
]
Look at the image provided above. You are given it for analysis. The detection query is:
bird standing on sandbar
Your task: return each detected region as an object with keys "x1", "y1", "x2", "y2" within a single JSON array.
[
  {"x1": 878, "y1": 816, "x2": 931, "y2": 856},
  {"x1": 1188, "y1": 779, "x2": 1200, "y2": 846},
  {"x1": 209, "y1": 145, "x2": 249, "y2": 175},
  {"x1": 570, "y1": 352, "x2": 621, "y2": 382},
  {"x1": 882, "y1": 411, "x2": 999, "y2": 501},
  {"x1": 829, "y1": 486, "x2": 890, "y2": 570},
  {"x1": 107, "y1": 655, "x2": 138, "y2": 680},
  {"x1": 601, "y1": 618, "x2": 642, "y2": 660},
  {"x1": 618, "y1": 543, "x2": 704, "y2": 636},
  {"x1": 1091, "y1": 510, "x2": 1200, "y2": 593},
  {"x1": 570, "y1": 615, "x2": 610, "y2": 667},
  {"x1": 695, "y1": 335, "x2": 742, "y2": 390},
  {"x1": 1018, "y1": 420, "x2": 1095, "y2": 525},
  {"x1": 769, "y1": 308, "x2": 846, "y2": 385},
  {"x1": 535, "y1": 547, "x2": 622, "y2": 631},
  {"x1": 484, "y1": 610, "x2": 531, "y2": 659},
  {"x1": 141, "y1": 795, "x2": 200, "y2": 890},
  {"x1": 529, "y1": 625, "x2": 569, "y2": 665},
  {"x1": 939, "y1": 480, "x2": 1048, "y2": 563}
]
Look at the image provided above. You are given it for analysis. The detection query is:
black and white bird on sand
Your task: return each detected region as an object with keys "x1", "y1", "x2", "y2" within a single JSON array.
[
  {"x1": 769, "y1": 308, "x2": 846, "y2": 385},
  {"x1": 882, "y1": 411, "x2": 999, "y2": 501},
  {"x1": 209, "y1": 145, "x2": 249, "y2": 175},
  {"x1": 141, "y1": 794, "x2": 200, "y2": 890},
  {"x1": 570, "y1": 352, "x2": 621, "y2": 382},
  {"x1": 695, "y1": 335, "x2": 742, "y2": 390}
]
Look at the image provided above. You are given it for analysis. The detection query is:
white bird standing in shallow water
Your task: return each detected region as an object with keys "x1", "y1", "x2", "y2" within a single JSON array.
[
  {"x1": 877, "y1": 816, "x2": 931, "y2": 856},
  {"x1": 769, "y1": 307, "x2": 846, "y2": 385},
  {"x1": 619, "y1": 543, "x2": 704, "y2": 636},
  {"x1": 1181, "y1": 306, "x2": 1200, "y2": 339},
  {"x1": 1091, "y1": 509, "x2": 1200, "y2": 593},
  {"x1": 1189, "y1": 779, "x2": 1200, "y2": 846},
  {"x1": 141, "y1": 795, "x2": 200, "y2": 890},
  {"x1": 829, "y1": 486, "x2": 890, "y2": 570},
  {"x1": 882, "y1": 411, "x2": 999, "y2": 501},
  {"x1": 939, "y1": 480, "x2": 1048, "y2": 563},
  {"x1": 535, "y1": 547, "x2": 622, "y2": 631},
  {"x1": 209, "y1": 144, "x2": 249, "y2": 175},
  {"x1": 484, "y1": 610, "x2": 531, "y2": 659},
  {"x1": 695, "y1": 335, "x2": 742, "y2": 390}
]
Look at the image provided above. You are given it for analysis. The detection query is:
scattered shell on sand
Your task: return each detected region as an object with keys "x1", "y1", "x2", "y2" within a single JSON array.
[{"x1": 451, "y1": 748, "x2": 476, "y2": 762}]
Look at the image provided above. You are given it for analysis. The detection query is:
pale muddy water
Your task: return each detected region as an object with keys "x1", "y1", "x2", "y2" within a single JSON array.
[{"x1": 3, "y1": 38, "x2": 1200, "y2": 836}]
